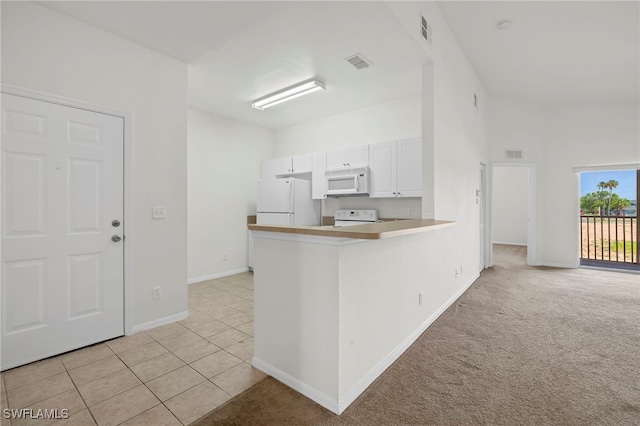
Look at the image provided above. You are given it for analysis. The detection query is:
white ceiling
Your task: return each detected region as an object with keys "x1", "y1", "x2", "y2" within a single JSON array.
[
  {"x1": 436, "y1": 0, "x2": 639, "y2": 104},
  {"x1": 39, "y1": 1, "x2": 639, "y2": 129}
]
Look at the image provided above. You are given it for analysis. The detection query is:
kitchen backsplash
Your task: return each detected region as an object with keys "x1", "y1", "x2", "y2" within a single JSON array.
[{"x1": 323, "y1": 197, "x2": 422, "y2": 220}]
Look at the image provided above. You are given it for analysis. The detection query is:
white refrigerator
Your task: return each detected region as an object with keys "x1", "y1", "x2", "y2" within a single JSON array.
[{"x1": 256, "y1": 178, "x2": 321, "y2": 226}]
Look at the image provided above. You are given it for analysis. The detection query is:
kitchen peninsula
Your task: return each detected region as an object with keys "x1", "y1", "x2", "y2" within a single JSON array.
[{"x1": 249, "y1": 219, "x2": 460, "y2": 414}]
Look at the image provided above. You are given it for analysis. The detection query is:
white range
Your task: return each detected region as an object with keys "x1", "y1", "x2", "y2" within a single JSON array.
[{"x1": 333, "y1": 209, "x2": 378, "y2": 226}]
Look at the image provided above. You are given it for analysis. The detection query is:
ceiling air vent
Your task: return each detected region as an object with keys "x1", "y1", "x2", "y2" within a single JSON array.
[
  {"x1": 421, "y1": 15, "x2": 433, "y2": 46},
  {"x1": 345, "y1": 54, "x2": 372, "y2": 70},
  {"x1": 505, "y1": 150, "x2": 523, "y2": 160}
]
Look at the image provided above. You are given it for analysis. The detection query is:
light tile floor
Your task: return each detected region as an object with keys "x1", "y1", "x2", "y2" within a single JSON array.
[{"x1": 1, "y1": 272, "x2": 265, "y2": 425}]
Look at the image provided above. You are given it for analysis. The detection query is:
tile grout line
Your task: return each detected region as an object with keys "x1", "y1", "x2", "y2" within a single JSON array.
[
  {"x1": 4, "y1": 273, "x2": 256, "y2": 426},
  {"x1": 60, "y1": 354, "x2": 100, "y2": 426},
  {"x1": 115, "y1": 331, "x2": 232, "y2": 425}
]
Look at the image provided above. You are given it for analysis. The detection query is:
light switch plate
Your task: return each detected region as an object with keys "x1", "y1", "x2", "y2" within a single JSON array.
[{"x1": 152, "y1": 206, "x2": 166, "y2": 219}]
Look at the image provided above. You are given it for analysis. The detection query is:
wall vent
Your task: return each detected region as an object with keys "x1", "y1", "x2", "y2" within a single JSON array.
[
  {"x1": 345, "y1": 54, "x2": 372, "y2": 70},
  {"x1": 505, "y1": 150, "x2": 523, "y2": 160},
  {"x1": 421, "y1": 15, "x2": 433, "y2": 46}
]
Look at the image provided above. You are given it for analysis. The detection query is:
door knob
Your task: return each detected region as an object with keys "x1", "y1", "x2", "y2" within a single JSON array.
[
  {"x1": 111, "y1": 235, "x2": 122, "y2": 242},
  {"x1": 112, "y1": 220, "x2": 121, "y2": 227}
]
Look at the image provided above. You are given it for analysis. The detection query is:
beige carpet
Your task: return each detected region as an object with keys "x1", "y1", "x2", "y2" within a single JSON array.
[{"x1": 195, "y1": 245, "x2": 640, "y2": 425}]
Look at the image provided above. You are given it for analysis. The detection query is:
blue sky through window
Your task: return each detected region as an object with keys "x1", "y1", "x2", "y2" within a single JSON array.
[{"x1": 580, "y1": 170, "x2": 636, "y2": 199}]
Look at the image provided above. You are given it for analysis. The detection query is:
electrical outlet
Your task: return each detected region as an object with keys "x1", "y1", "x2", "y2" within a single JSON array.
[
  {"x1": 152, "y1": 206, "x2": 166, "y2": 219},
  {"x1": 153, "y1": 286, "x2": 161, "y2": 300},
  {"x1": 418, "y1": 292, "x2": 423, "y2": 305}
]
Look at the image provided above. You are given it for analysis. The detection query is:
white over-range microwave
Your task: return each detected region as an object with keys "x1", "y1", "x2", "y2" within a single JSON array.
[{"x1": 325, "y1": 167, "x2": 369, "y2": 196}]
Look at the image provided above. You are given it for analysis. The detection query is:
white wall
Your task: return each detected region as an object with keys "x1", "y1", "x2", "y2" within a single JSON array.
[
  {"x1": 188, "y1": 108, "x2": 273, "y2": 282},
  {"x1": 490, "y1": 98, "x2": 640, "y2": 267},
  {"x1": 273, "y1": 95, "x2": 421, "y2": 156},
  {"x1": 388, "y1": 2, "x2": 491, "y2": 282},
  {"x1": 1, "y1": 2, "x2": 189, "y2": 327},
  {"x1": 488, "y1": 98, "x2": 546, "y2": 263},
  {"x1": 492, "y1": 167, "x2": 528, "y2": 245}
]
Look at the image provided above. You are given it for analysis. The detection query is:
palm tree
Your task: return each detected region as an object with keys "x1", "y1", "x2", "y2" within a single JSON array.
[
  {"x1": 606, "y1": 179, "x2": 619, "y2": 215},
  {"x1": 597, "y1": 181, "x2": 608, "y2": 216}
]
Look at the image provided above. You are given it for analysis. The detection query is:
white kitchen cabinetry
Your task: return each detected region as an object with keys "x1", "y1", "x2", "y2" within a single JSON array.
[
  {"x1": 369, "y1": 138, "x2": 421, "y2": 198},
  {"x1": 326, "y1": 145, "x2": 369, "y2": 170},
  {"x1": 312, "y1": 152, "x2": 327, "y2": 199},
  {"x1": 261, "y1": 154, "x2": 313, "y2": 179},
  {"x1": 292, "y1": 154, "x2": 312, "y2": 174},
  {"x1": 369, "y1": 141, "x2": 396, "y2": 198}
]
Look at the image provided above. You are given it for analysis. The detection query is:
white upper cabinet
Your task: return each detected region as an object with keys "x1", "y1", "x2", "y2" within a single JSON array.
[
  {"x1": 311, "y1": 152, "x2": 327, "y2": 200},
  {"x1": 292, "y1": 154, "x2": 312, "y2": 174},
  {"x1": 396, "y1": 138, "x2": 422, "y2": 197},
  {"x1": 369, "y1": 138, "x2": 421, "y2": 198},
  {"x1": 261, "y1": 154, "x2": 313, "y2": 179},
  {"x1": 326, "y1": 145, "x2": 369, "y2": 170},
  {"x1": 274, "y1": 157, "x2": 294, "y2": 176},
  {"x1": 369, "y1": 141, "x2": 396, "y2": 198}
]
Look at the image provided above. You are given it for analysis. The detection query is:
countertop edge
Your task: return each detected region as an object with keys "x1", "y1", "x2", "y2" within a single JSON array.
[{"x1": 248, "y1": 219, "x2": 456, "y2": 240}]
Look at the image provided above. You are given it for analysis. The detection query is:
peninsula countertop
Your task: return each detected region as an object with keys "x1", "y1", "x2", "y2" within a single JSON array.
[{"x1": 248, "y1": 219, "x2": 455, "y2": 240}]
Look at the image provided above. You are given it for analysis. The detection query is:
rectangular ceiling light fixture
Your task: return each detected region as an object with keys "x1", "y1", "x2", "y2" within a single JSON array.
[{"x1": 252, "y1": 79, "x2": 325, "y2": 110}]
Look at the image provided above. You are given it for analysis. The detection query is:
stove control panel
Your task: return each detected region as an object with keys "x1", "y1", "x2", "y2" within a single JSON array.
[{"x1": 334, "y1": 209, "x2": 378, "y2": 222}]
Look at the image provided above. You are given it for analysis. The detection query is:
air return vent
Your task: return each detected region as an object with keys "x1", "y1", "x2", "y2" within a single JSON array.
[
  {"x1": 421, "y1": 15, "x2": 433, "y2": 46},
  {"x1": 345, "y1": 54, "x2": 372, "y2": 70},
  {"x1": 505, "y1": 150, "x2": 523, "y2": 160}
]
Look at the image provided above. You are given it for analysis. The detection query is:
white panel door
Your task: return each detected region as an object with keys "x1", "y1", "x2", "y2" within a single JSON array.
[{"x1": 1, "y1": 93, "x2": 124, "y2": 370}]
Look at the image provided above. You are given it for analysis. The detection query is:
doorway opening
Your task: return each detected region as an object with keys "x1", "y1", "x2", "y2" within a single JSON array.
[
  {"x1": 490, "y1": 163, "x2": 536, "y2": 267},
  {"x1": 579, "y1": 169, "x2": 639, "y2": 271}
]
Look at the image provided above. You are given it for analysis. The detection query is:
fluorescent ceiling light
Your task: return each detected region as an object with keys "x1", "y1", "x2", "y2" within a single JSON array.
[{"x1": 252, "y1": 79, "x2": 325, "y2": 110}]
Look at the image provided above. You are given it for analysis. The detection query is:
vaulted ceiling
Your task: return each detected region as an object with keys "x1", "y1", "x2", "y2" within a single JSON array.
[{"x1": 39, "y1": 1, "x2": 639, "y2": 129}]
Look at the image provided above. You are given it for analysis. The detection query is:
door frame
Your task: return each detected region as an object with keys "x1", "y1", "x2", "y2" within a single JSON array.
[
  {"x1": 490, "y1": 162, "x2": 537, "y2": 266},
  {"x1": 1, "y1": 84, "x2": 134, "y2": 335},
  {"x1": 479, "y1": 162, "x2": 487, "y2": 271}
]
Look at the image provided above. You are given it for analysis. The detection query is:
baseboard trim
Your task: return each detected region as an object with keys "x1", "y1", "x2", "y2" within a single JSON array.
[
  {"x1": 538, "y1": 262, "x2": 578, "y2": 269},
  {"x1": 187, "y1": 268, "x2": 250, "y2": 284},
  {"x1": 130, "y1": 310, "x2": 189, "y2": 334},
  {"x1": 492, "y1": 241, "x2": 527, "y2": 246},
  {"x1": 253, "y1": 274, "x2": 479, "y2": 415},
  {"x1": 252, "y1": 357, "x2": 339, "y2": 414},
  {"x1": 339, "y1": 273, "x2": 479, "y2": 413}
]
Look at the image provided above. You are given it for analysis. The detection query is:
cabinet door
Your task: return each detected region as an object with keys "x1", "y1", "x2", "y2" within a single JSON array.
[
  {"x1": 346, "y1": 145, "x2": 369, "y2": 168},
  {"x1": 369, "y1": 141, "x2": 396, "y2": 198},
  {"x1": 326, "y1": 145, "x2": 369, "y2": 170},
  {"x1": 312, "y1": 152, "x2": 327, "y2": 199},
  {"x1": 396, "y1": 138, "x2": 422, "y2": 197},
  {"x1": 326, "y1": 149, "x2": 348, "y2": 170},
  {"x1": 292, "y1": 154, "x2": 312, "y2": 174},
  {"x1": 274, "y1": 157, "x2": 293, "y2": 176}
]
